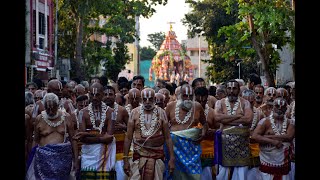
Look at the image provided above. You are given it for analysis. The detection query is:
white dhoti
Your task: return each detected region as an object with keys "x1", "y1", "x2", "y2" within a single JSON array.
[
  {"x1": 115, "y1": 160, "x2": 128, "y2": 180},
  {"x1": 201, "y1": 166, "x2": 213, "y2": 180},
  {"x1": 247, "y1": 167, "x2": 262, "y2": 180},
  {"x1": 216, "y1": 165, "x2": 248, "y2": 180},
  {"x1": 260, "y1": 172, "x2": 290, "y2": 180},
  {"x1": 81, "y1": 137, "x2": 116, "y2": 179},
  {"x1": 289, "y1": 162, "x2": 295, "y2": 180}
]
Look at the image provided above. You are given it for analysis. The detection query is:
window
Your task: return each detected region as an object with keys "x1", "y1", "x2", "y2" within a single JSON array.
[
  {"x1": 39, "y1": 12, "x2": 45, "y2": 35},
  {"x1": 39, "y1": 37, "x2": 44, "y2": 49},
  {"x1": 33, "y1": 10, "x2": 36, "y2": 48}
]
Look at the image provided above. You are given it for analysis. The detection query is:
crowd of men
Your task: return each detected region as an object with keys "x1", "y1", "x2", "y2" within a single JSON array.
[{"x1": 24, "y1": 73, "x2": 295, "y2": 180}]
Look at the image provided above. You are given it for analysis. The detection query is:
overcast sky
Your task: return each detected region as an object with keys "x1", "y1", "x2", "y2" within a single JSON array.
[{"x1": 139, "y1": 0, "x2": 191, "y2": 48}]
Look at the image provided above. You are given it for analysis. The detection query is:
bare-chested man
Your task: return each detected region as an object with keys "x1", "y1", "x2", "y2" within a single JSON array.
[
  {"x1": 73, "y1": 82, "x2": 116, "y2": 179},
  {"x1": 253, "y1": 84, "x2": 264, "y2": 108},
  {"x1": 252, "y1": 97, "x2": 295, "y2": 180},
  {"x1": 192, "y1": 77, "x2": 217, "y2": 109},
  {"x1": 155, "y1": 92, "x2": 166, "y2": 109},
  {"x1": 123, "y1": 88, "x2": 175, "y2": 180},
  {"x1": 103, "y1": 85, "x2": 130, "y2": 180},
  {"x1": 165, "y1": 84, "x2": 208, "y2": 179},
  {"x1": 125, "y1": 88, "x2": 141, "y2": 118},
  {"x1": 215, "y1": 85, "x2": 227, "y2": 100},
  {"x1": 158, "y1": 88, "x2": 170, "y2": 108},
  {"x1": 194, "y1": 87, "x2": 218, "y2": 180},
  {"x1": 259, "y1": 87, "x2": 277, "y2": 117},
  {"x1": 214, "y1": 79, "x2": 253, "y2": 180},
  {"x1": 26, "y1": 93, "x2": 79, "y2": 180},
  {"x1": 33, "y1": 79, "x2": 76, "y2": 119}
]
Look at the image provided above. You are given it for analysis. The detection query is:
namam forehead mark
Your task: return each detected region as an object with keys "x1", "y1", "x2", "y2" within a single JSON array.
[
  {"x1": 92, "y1": 88, "x2": 98, "y2": 96},
  {"x1": 266, "y1": 87, "x2": 276, "y2": 95},
  {"x1": 104, "y1": 89, "x2": 114, "y2": 95},
  {"x1": 227, "y1": 82, "x2": 237, "y2": 88},
  {"x1": 57, "y1": 81, "x2": 63, "y2": 90},
  {"x1": 181, "y1": 86, "x2": 193, "y2": 99},
  {"x1": 275, "y1": 98, "x2": 286, "y2": 107},
  {"x1": 142, "y1": 89, "x2": 155, "y2": 101}
]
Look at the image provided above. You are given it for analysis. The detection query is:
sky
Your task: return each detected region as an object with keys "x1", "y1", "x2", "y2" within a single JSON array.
[{"x1": 139, "y1": 0, "x2": 191, "y2": 48}]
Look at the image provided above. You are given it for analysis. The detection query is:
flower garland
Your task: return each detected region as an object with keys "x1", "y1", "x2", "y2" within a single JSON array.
[
  {"x1": 175, "y1": 102, "x2": 193, "y2": 124},
  {"x1": 250, "y1": 107, "x2": 258, "y2": 131},
  {"x1": 269, "y1": 111, "x2": 287, "y2": 135},
  {"x1": 125, "y1": 104, "x2": 132, "y2": 118},
  {"x1": 225, "y1": 97, "x2": 240, "y2": 115},
  {"x1": 88, "y1": 102, "x2": 108, "y2": 134},
  {"x1": 204, "y1": 103, "x2": 209, "y2": 120},
  {"x1": 113, "y1": 102, "x2": 119, "y2": 120},
  {"x1": 139, "y1": 105, "x2": 159, "y2": 136},
  {"x1": 41, "y1": 110, "x2": 65, "y2": 127}
]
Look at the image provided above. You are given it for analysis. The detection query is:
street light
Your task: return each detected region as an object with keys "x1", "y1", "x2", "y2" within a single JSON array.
[
  {"x1": 235, "y1": 59, "x2": 243, "y2": 79},
  {"x1": 198, "y1": 34, "x2": 201, "y2": 77}
]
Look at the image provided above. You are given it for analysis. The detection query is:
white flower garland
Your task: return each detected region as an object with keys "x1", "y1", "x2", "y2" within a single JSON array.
[
  {"x1": 113, "y1": 102, "x2": 119, "y2": 120},
  {"x1": 125, "y1": 104, "x2": 132, "y2": 118},
  {"x1": 175, "y1": 102, "x2": 192, "y2": 124},
  {"x1": 250, "y1": 107, "x2": 258, "y2": 131},
  {"x1": 139, "y1": 105, "x2": 159, "y2": 136},
  {"x1": 204, "y1": 103, "x2": 209, "y2": 120},
  {"x1": 41, "y1": 110, "x2": 65, "y2": 127},
  {"x1": 88, "y1": 102, "x2": 108, "y2": 134},
  {"x1": 269, "y1": 111, "x2": 287, "y2": 135},
  {"x1": 225, "y1": 97, "x2": 240, "y2": 115}
]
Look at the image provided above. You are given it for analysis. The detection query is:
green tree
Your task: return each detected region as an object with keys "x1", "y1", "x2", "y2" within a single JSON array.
[
  {"x1": 183, "y1": 0, "x2": 241, "y2": 83},
  {"x1": 218, "y1": 0, "x2": 294, "y2": 87},
  {"x1": 147, "y1": 32, "x2": 166, "y2": 50},
  {"x1": 57, "y1": 0, "x2": 168, "y2": 80},
  {"x1": 140, "y1": 46, "x2": 156, "y2": 60}
]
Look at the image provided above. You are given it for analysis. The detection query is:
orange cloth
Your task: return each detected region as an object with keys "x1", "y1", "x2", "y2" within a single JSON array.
[
  {"x1": 200, "y1": 139, "x2": 214, "y2": 158},
  {"x1": 114, "y1": 133, "x2": 133, "y2": 161},
  {"x1": 250, "y1": 143, "x2": 260, "y2": 157}
]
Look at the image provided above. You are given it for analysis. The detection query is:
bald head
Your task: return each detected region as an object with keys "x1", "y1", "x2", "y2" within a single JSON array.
[
  {"x1": 128, "y1": 88, "x2": 141, "y2": 107},
  {"x1": 141, "y1": 88, "x2": 156, "y2": 110},
  {"x1": 158, "y1": 88, "x2": 170, "y2": 106},
  {"x1": 47, "y1": 79, "x2": 63, "y2": 99},
  {"x1": 89, "y1": 82, "x2": 104, "y2": 105},
  {"x1": 276, "y1": 88, "x2": 288, "y2": 98},
  {"x1": 180, "y1": 84, "x2": 194, "y2": 100},
  {"x1": 155, "y1": 93, "x2": 165, "y2": 109},
  {"x1": 265, "y1": 87, "x2": 277, "y2": 104},
  {"x1": 74, "y1": 84, "x2": 86, "y2": 96}
]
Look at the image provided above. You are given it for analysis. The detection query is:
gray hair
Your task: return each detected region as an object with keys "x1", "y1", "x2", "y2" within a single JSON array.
[
  {"x1": 242, "y1": 89, "x2": 255, "y2": 97},
  {"x1": 25, "y1": 91, "x2": 35, "y2": 106},
  {"x1": 42, "y1": 93, "x2": 59, "y2": 106},
  {"x1": 81, "y1": 81, "x2": 90, "y2": 88}
]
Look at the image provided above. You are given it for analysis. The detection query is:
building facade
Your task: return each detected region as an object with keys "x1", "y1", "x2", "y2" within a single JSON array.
[
  {"x1": 25, "y1": 0, "x2": 55, "y2": 86},
  {"x1": 186, "y1": 35, "x2": 210, "y2": 80}
]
